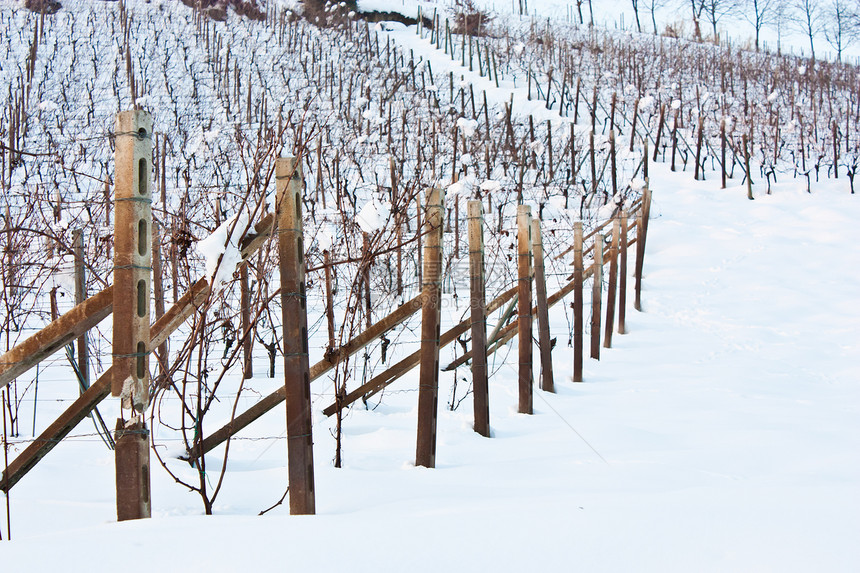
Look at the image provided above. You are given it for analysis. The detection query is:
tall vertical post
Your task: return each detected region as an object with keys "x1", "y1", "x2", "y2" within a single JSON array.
[
  {"x1": 743, "y1": 133, "x2": 754, "y2": 200},
  {"x1": 467, "y1": 201, "x2": 489, "y2": 437},
  {"x1": 240, "y1": 262, "x2": 252, "y2": 379},
  {"x1": 517, "y1": 205, "x2": 533, "y2": 414},
  {"x1": 112, "y1": 109, "x2": 152, "y2": 521},
  {"x1": 603, "y1": 217, "x2": 620, "y2": 348},
  {"x1": 618, "y1": 210, "x2": 628, "y2": 335},
  {"x1": 572, "y1": 222, "x2": 583, "y2": 382},
  {"x1": 72, "y1": 229, "x2": 89, "y2": 390},
  {"x1": 634, "y1": 186, "x2": 651, "y2": 311},
  {"x1": 416, "y1": 187, "x2": 445, "y2": 468},
  {"x1": 152, "y1": 221, "x2": 168, "y2": 380},
  {"x1": 590, "y1": 233, "x2": 603, "y2": 360},
  {"x1": 277, "y1": 157, "x2": 315, "y2": 514},
  {"x1": 531, "y1": 218, "x2": 554, "y2": 393}
]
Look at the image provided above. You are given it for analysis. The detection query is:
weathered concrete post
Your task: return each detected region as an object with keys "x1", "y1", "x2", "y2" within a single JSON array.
[
  {"x1": 277, "y1": 157, "x2": 315, "y2": 514},
  {"x1": 112, "y1": 110, "x2": 152, "y2": 521}
]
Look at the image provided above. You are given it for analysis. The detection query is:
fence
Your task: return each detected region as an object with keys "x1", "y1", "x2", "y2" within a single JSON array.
[{"x1": 0, "y1": 109, "x2": 652, "y2": 526}]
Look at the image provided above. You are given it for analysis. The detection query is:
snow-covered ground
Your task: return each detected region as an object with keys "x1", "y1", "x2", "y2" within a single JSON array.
[{"x1": 2, "y1": 156, "x2": 858, "y2": 570}]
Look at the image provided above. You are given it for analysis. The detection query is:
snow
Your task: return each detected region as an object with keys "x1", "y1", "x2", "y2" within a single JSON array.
[
  {"x1": 1, "y1": 0, "x2": 859, "y2": 569},
  {"x1": 3, "y1": 157, "x2": 859, "y2": 571},
  {"x1": 196, "y1": 209, "x2": 252, "y2": 289}
]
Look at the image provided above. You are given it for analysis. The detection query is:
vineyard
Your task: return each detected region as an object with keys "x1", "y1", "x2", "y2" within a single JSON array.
[{"x1": 0, "y1": 0, "x2": 857, "y2": 561}]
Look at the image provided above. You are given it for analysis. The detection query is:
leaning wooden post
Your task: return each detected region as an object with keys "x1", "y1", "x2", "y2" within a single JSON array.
[
  {"x1": 72, "y1": 228, "x2": 89, "y2": 390},
  {"x1": 572, "y1": 222, "x2": 584, "y2": 382},
  {"x1": 531, "y1": 218, "x2": 554, "y2": 393},
  {"x1": 603, "y1": 217, "x2": 620, "y2": 348},
  {"x1": 112, "y1": 109, "x2": 152, "y2": 521},
  {"x1": 618, "y1": 210, "x2": 628, "y2": 334},
  {"x1": 467, "y1": 200, "x2": 489, "y2": 437},
  {"x1": 416, "y1": 187, "x2": 445, "y2": 468},
  {"x1": 590, "y1": 233, "x2": 603, "y2": 360},
  {"x1": 276, "y1": 157, "x2": 315, "y2": 514},
  {"x1": 517, "y1": 205, "x2": 533, "y2": 414}
]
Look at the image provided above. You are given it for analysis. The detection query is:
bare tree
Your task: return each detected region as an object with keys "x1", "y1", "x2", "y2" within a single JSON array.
[
  {"x1": 701, "y1": 0, "x2": 741, "y2": 41},
  {"x1": 630, "y1": 0, "x2": 643, "y2": 32},
  {"x1": 688, "y1": 0, "x2": 707, "y2": 41},
  {"x1": 791, "y1": 0, "x2": 825, "y2": 59},
  {"x1": 824, "y1": 0, "x2": 858, "y2": 61},
  {"x1": 773, "y1": 0, "x2": 792, "y2": 53},
  {"x1": 646, "y1": 0, "x2": 671, "y2": 34},
  {"x1": 742, "y1": 0, "x2": 777, "y2": 50}
]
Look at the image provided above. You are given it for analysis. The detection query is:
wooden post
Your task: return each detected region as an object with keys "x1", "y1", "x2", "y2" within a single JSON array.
[
  {"x1": 276, "y1": 157, "x2": 315, "y2": 514},
  {"x1": 589, "y1": 130, "x2": 597, "y2": 197},
  {"x1": 362, "y1": 232, "x2": 372, "y2": 329},
  {"x1": 629, "y1": 98, "x2": 640, "y2": 152},
  {"x1": 653, "y1": 103, "x2": 665, "y2": 162},
  {"x1": 743, "y1": 133, "x2": 753, "y2": 200},
  {"x1": 72, "y1": 229, "x2": 89, "y2": 390},
  {"x1": 610, "y1": 129, "x2": 617, "y2": 196},
  {"x1": 618, "y1": 210, "x2": 628, "y2": 335},
  {"x1": 467, "y1": 201, "x2": 489, "y2": 437},
  {"x1": 531, "y1": 218, "x2": 554, "y2": 393},
  {"x1": 112, "y1": 109, "x2": 152, "y2": 521},
  {"x1": 694, "y1": 115, "x2": 704, "y2": 180},
  {"x1": 324, "y1": 250, "x2": 336, "y2": 354},
  {"x1": 240, "y1": 262, "x2": 252, "y2": 379},
  {"x1": 603, "y1": 217, "x2": 620, "y2": 348},
  {"x1": 634, "y1": 186, "x2": 651, "y2": 311},
  {"x1": 572, "y1": 222, "x2": 583, "y2": 382},
  {"x1": 152, "y1": 221, "x2": 167, "y2": 380},
  {"x1": 416, "y1": 187, "x2": 445, "y2": 468},
  {"x1": 670, "y1": 108, "x2": 679, "y2": 171},
  {"x1": 720, "y1": 118, "x2": 727, "y2": 189},
  {"x1": 832, "y1": 119, "x2": 839, "y2": 179},
  {"x1": 517, "y1": 205, "x2": 533, "y2": 414},
  {"x1": 590, "y1": 233, "x2": 603, "y2": 360}
]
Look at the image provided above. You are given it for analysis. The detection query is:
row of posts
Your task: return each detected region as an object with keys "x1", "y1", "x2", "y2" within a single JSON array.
[{"x1": 109, "y1": 110, "x2": 649, "y2": 520}]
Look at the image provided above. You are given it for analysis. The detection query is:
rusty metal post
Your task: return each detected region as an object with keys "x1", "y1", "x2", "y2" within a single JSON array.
[
  {"x1": 573, "y1": 222, "x2": 583, "y2": 382},
  {"x1": 416, "y1": 187, "x2": 445, "y2": 467},
  {"x1": 467, "y1": 200, "x2": 489, "y2": 437},
  {"x1": 531, "y1": 218, "x2": 554, "y2": 393},
  {"x1": 590, "y1": 232, "x2": 603, "y2": 360},
  {"x1": 618, "y1": 210, "x2": 628, "y2": 335},
  {"x1": 603, "y1": 217, "x2": 620, "y2": 348},
  {"x1": 114, "y1": 419, "x2": 150, "y2": 521},
  {"x1": 112, "y1": 110, "x2": 152, "y2": 521},
  {"x1": 276, "y1": 157, "x2": 315, "y2": 514},
  {"x1": 517, "y1": 205, "x2": 533, "y2": 414},
  {"x1": 72, "y1": 229, "x2": 89, "y2": 390}
]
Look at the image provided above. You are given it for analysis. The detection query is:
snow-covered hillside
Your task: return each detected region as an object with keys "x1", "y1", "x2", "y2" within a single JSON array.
[{"x1": 0, "y1": 0, "x2": 858, "y2": 570}]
